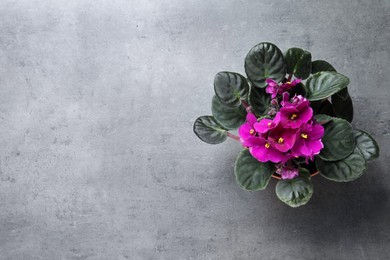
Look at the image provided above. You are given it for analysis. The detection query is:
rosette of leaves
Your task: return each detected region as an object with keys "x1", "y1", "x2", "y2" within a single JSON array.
[{"x1": 193, "y1": 42, "x2": 380, "y2": 207}]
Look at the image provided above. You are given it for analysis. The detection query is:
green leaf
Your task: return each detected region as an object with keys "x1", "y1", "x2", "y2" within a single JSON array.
[
  {"x1": 354, "y1": 129, "x2": 380, "y2": 162},
  {"x1": 275, "y1": 176, "x2": 313, "y2": 207},
  {"x1": 306, "y1": 71, "x2": 350, "y2": 101},
  {"x1": 248, "y1": 85, "x2": 270, "y2": 116},
  {"x1": 316, "y1": 99, "x2": 335, "y2": 117},
  {"x1": 316, "y1": 146, "x2": 367, "y2": 182},
  {"x1": 331, "y1": 88, "x2": 353, "y2": 122},
  {"x1": 289, "y1": 82, "x2": 307, "y2": 97},
  {"x1": 314, "y1": 114, "x2": 332, "y2": 124},
  {"x1": 234, "y1": 149, "x2": 275, "y2": 191},
  {"x1": 311, "y1": 60, "x2": 336, "y2": 73},
  {"x1": 193, "y1": 116, "x2": 227, "y2": 144},
  {"x1": 211, "y1": 95, "x2": 246, "y2": 129},
  {"x1": 299, "y1": 168, "x2": 312, "y2": 179},
  {"x1": 245, "y1": 42, "x2": 286, "y2": 88},
  {"x1": 214, "y1": 71, "x2": 249, "y2": 107},
  {"x1": 319, "y1": 117, "x2": 355, "y2": 161},
  {"x1": 285, "y1": 48, "x2": 312, "y2": 79}
]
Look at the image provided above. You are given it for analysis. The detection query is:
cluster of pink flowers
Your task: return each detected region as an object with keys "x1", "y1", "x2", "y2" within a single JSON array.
[{"x1": 238, "y1": 79, "x2": 325, "y2": 179}]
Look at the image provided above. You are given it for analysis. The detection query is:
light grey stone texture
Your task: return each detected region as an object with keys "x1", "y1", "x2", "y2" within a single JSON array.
[{"x1": 0, "y1": 0, "x2": 389, "y2": 259}]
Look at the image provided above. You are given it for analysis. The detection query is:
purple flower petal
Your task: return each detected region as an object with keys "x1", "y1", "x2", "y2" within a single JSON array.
[
  {"x1": 254, "y1": 118, "x2": 276, "y2": 133},
  {"x1": 307, "y1": 139, "x2": 324, "y2": 155},
  {"x1": 250, "y1": 145, "x2": 269, "y2": 162},
  {"x1": 309, "y1": 124, "x2": 325, "y2": 140},
  {"x1": 246, "y1": 113, "x2": 258, "y2": 125},
  {"x1": 238, "y1": 123, "x2": 253, "y2": 140},
  {"x1": 298, "y1": 106, "x2": 313, "y2": 124}
]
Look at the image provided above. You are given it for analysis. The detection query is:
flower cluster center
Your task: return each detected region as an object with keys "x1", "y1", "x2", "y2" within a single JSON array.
[
  {"x1": 290, "y1": 113, "x2": 298, "y2": 120},
  {"x1": 278, "y1": 137, "x2": 284, "y2": 144},
  {"x1": 301, "y1": 133, "x2": 308, "y2": 139},
  {"x1": 249, "y1": 129, "x2": 255, "y2": 135},
  {"x1": 265, "y1": 143, "x2": 270, "y2": 149}
]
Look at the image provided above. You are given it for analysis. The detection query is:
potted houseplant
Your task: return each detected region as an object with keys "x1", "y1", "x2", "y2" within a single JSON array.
[{"x1": 193, "y1": 42, "x2": 380, "y2": 207}]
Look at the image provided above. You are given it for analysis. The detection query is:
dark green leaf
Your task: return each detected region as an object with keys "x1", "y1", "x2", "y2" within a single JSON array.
[
  {"x1": 299, "y1": 168, "x2": 312, "y2": 179},
  {"x1": 193, "y1": 116, "x2": 227, "y2": 144},
  {"x1": 311, "y1": 60, "x2": 336, "y2": 73},
  {"x1": 306, "y1": 72, "x2": 350, "y2": 101},
  {"x1": 285, "y1": 48, "x2": 312, "y2": 79},
  {"x1": 319, "y1": 117, "x2": 355, "y2": 161},
  {"x1": 289, "y1": 82, "x2": 307, "y2": 97},
  {"x1": 214, "y1": 71, "x2": 249, "y2": 107},
  {"x1": 234, "y1": 149, "x2": 275, "y2": 191},
  {"x1": 211, "y1": 95, "x2": 246, "y2": 129},
  {"x1": 248, "y1": 85, "x2": 270, "y2": 116},
  {"x1": 316, "y1": 99, "x2": 335, "y2": 117},
  {"x1": 314, "y1": 114, "x2": 332, "y2": 124},
  {"x1": 245, "y1": 42, "x2": 286, "y2": 88},
  {"x1": 316, "y1": 146, "x2": 367, "y2": 182},
  {"x1": 354, "y1": 129, "x2": 380, "y2": 162},
  {"x1": 275, "y1": 176, "x2": 313, "y2": 207},
  {"x1": 331, "y1": 88, "x2": 353, "y2": 122}
]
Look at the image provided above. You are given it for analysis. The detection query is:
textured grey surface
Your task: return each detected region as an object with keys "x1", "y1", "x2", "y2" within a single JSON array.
[{"x1": 0, "y1": 0, "x2": 389, "y2": 259}]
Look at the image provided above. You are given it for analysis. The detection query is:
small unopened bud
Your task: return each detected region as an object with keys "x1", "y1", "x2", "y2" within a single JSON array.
[
  {"x1": 267, "y1": 108, "x2": 277, "y2": 116},
  {"x1": 271, "y1": 99, "x2": 278, "y2": 106}
]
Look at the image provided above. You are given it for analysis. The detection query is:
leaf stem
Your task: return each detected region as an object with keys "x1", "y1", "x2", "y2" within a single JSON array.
[
  {"x1": 241, "y1": 99, "x2": 252, "y2": 113},
  {"x1": 287, "y1": 74, "x2": 293, "y2": 82},
  {"x1": 227, "y1": 132, "x2": 240, "y2": 142}
]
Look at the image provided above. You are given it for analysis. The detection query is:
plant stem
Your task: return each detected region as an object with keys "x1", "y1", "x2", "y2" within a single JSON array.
[
  {"x1": 227, "y1": 132, "x2": 240, "y2": 142},
  {"x1": 287, "y1": 74, "x2": 293, "y2": 82},
  {"x1": 241, "y1": 99, "x2": 249, "y2": 108},
  {"x1": 241, "y1": 99, "x2": 252, "y2": 113}
]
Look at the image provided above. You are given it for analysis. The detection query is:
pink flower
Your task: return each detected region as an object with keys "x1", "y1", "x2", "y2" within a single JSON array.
[
  {"x1": 276, "y1": 165, "x2": 299, "y2": 180},
  {"x1": 265, "y1": 79, "x2": 279, "y2": 98},
  {"x1": 268, "y1": 124, "x2": 298, "y2": 152},
  {"x1": 265, "y1": 79, "x2": 301, "y2": 98},
  {"x1": 248, "y1": 137, "x2": 284, "y2": 163},
  {"x1": 254, "y1": 118, "x2": 277, "y2": 134},
  {"x1": 291, "y1": 123, "x2": 324, "y2": 157},
  {"x1": 275, "y1": 96, "x2": 313, "y2": 129},
  {"x1": 238, "y1": 113, "x2": 258, "y2": 146}
]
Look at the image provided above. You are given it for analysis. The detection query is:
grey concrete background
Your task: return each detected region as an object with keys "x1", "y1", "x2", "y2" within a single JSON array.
[{"x1": 0, "y1": 0, "x2": 389, "y2": 259}]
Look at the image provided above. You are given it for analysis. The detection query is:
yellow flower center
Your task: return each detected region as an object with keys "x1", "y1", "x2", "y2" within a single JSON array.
[
  {"x1": 265, "y1": 143, "x2": 270, "y2": 149},
  {"x1": 301, "y1": 133, "x2": 308, "y2": 139},
  {"x1": 290, "y1": 114, "x2": 298, "y2": 120},
  {"x1": 278, "y1": 137, "x2": 284, "y2": 144},
  {"x1": 249, "y1": 129, "x2": 255, "y2": 135},
  {"x1": 267, "y1": 122, "x2": 272, "y2": 127},
  {"x1": 287, "y1": 81, "x2": 291, "y2": 84}
]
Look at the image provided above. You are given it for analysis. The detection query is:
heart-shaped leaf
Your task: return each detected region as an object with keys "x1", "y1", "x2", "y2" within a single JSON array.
[
  {"x1": 316, "y1": 146, "x2": 367, "y2": 182},
  {"x1": 234, "y1": 149, "x2": 275, "y2": 191},
  {"x1": 306, "y1": 71, "x2": 350, "y2": 101},
  {"x1": 285, "y1": 47, "x2": 312, "y2": 79},
  {"x1": 311, "y1": 60, "x2": 336, "y2": 73},
  {"x1": 319, "y1": 117, "x2": 355, "y2": 161},
  {"x1": 214, "y1": 71, "x2": 249, "y2": 107},
  {"x1": 331, "y1": 88, "x2": 353, "y2": 122},
  {"x1": 248, "y1": 85, "x2": 270, "y2": 116},
  {"x1": 245, "y1": 42, "x2": 286, "y2": 88},
  {"x1": 211, "y1": 95, "x2": 246, "y2": 129},
  {"x1": 275, "y1": 176, "x2": 313, "y2": 207},
  {"x1": 193, "y1": 116, "x2": 227, "y2": 144},
  {"x1": 354, "y1": 129, "x2": 380, "y2": 162}
]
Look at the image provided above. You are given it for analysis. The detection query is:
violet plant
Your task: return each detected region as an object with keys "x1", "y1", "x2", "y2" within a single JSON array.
[{"x1": 193, "y1": 42, "x2": 380, "y2": 207}]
